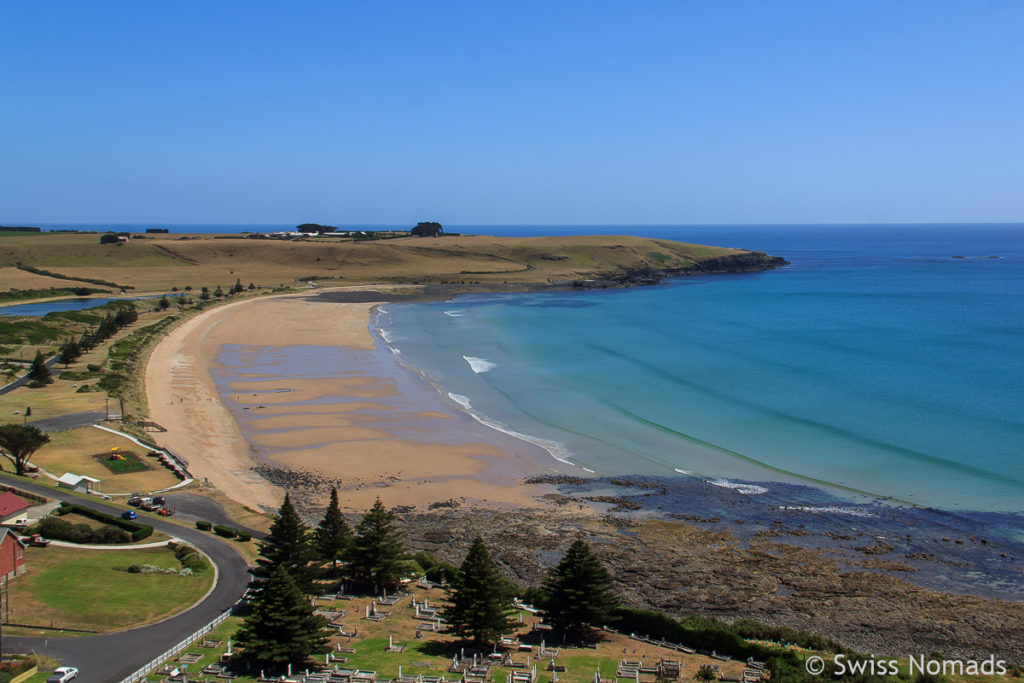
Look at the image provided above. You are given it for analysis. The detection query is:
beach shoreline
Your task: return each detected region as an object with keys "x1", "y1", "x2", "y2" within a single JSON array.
[{"x1": 145, "y1": 289, "x2": 564, "y2": 514}]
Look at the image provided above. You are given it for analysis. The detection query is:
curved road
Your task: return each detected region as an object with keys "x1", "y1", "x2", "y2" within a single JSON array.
[{"x1": 2, "y1": 476, "x2": 251, "y2": 683}]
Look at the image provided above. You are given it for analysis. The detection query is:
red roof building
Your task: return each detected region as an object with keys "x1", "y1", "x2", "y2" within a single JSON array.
[{"x1": 0, "y1": 491, "x2": 31, "y2": 523}]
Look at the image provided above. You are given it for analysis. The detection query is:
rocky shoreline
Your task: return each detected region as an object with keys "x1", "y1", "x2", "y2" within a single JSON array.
[
  {"x1": 272, "y1": 466, "x2": 1023, "y2": 665},
  {"x1": 397, "y1": 507, "x2": 1024, "y2": 665},
  {"x1": 306, "y1": 250, "x2": 789, "y2": 303}
]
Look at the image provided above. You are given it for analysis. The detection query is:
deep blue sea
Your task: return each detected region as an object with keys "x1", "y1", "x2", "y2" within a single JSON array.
[{"x1": 369, "y1": 224, "x2": 1024, "y2": 517}]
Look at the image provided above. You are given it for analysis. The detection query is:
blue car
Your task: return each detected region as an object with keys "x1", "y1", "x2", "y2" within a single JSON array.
[{"x1": 121, "y1": 510, "x2": 138, "y2": 520}]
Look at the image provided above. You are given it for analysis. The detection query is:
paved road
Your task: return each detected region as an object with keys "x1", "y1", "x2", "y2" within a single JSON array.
[
  {"x1": 163, "y1": 493, "x2": 267, "y2": 539},
  {"x1": 2, "y1": 475, "x2": 252, "y2": 683},
  {"x1": 0, "y1": 355, "x2": 59, "y2": 395},
  {"x1": 29, "y1": 410, "x2": 108, "y2": 433}
]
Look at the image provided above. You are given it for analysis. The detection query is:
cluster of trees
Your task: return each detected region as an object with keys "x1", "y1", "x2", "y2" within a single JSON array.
[
  {"x1": 442, "y1": 536, "x2": 617, "y2": 645},
  {"x1": 411, "y1": 221, "x2": 443, "y2": 237},
  {"x1": 235, "y1": 490, "x2": 619, "y2": 671},
  {"x1": 57, "y1": 305, "x2": 139, "y2": 369},
  {"x1": 236, "y1": 491, "x2": 405, "y2": 669},
  {"x1": 197, "y1": 279, "x2": 250, "y2": 302}
]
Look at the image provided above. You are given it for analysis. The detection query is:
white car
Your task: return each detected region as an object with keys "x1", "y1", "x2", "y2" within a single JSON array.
[{"x1": 47, "y1": 667, "x2": 78, "y2": 683}]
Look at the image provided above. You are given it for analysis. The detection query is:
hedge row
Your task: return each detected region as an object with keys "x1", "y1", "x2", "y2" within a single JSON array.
[
  {"x1": 195, "y1": 520, "x2": 249, "y2": 542},
  {"x1": 57, "y1": 503, "x2": 153, "y2": 542}
]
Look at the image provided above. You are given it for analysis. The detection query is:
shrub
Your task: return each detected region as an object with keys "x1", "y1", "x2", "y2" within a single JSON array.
[
  {"x1": 195, "y1": 520, "x2": 213, "y2": 531},
  {"x1": 213, "y1": 524, "x2": 237, "y2": 538},
  {"x1": 236, "y1": 530, "x2": 251, "y2": 542},
  {"x1": 172, "y1": 543, "x2": 207, "y2": 572},
  {"x1": 93, "y1": 526, "x2": 131, "y2": 544},
  {"x1": 56, "y1": 503, "x2": 153, "y2": 542},
  {"x1": 37, "y1": 516, "x2": 129, "y2": 544},
  {"x1": 425, "y1": 561, "x2": 460, "y2": 583}
]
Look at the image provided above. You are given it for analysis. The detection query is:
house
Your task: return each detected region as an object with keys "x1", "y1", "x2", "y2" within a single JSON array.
[
  {"x1": 0, "y1": 528, "x2": 26, "y2": 580},
  {"x1": 0, "y1": 491, "x2": 31, "y2": 524},
  {"x1": 57, "y1": 472, "x2": 101, "y2": 493}
]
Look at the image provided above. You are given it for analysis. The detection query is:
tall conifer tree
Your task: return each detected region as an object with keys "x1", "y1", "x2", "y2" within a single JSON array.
[
  {"x1": 347, "y1": 497, "x2": 404, "y2": 592},
  {"x1": 235, "y1": 564, "x2": 330, "y2": 668},
  {"x1": 442, "y1": 535, "x2": 518, "y2": 646},
  {"x1": 27, "y1": 350, "x2": 52, "y2": 384},
  {"x1": 254, "y1": 492, "x2": 316, "y2": 593},
  {"x1": 541, "y1": 539, "x2": 618, "y2": 640},
  {"x1": 314, "y1": 487, "x2": 352, "y2": 571}
]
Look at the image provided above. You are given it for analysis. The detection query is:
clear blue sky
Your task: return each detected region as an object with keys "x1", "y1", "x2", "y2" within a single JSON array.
[{"x1": 2, "y1": 1, "x2": 1022, "y2": 225}]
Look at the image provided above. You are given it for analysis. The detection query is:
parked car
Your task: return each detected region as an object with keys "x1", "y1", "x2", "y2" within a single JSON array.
[
  {"x1": 121, "y1": 510, "x2": 138, "y2": 520},
  {"x1": 153, "y1": 496, "x2": 166, "y2": 506},
  {"x1": 47, "y1": 667, "x2": 78, "y2": 682},
  {"x1": 24, "y1": 534, "x2": 50, "y2": 547},
  {"x1": 127, "y1": 495, "x2": 143, "y2": 507}
]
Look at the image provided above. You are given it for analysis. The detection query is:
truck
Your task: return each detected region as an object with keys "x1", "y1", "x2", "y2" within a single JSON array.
[{"x1": 24, "y1": 534, "x2": 50, "y2": 547}]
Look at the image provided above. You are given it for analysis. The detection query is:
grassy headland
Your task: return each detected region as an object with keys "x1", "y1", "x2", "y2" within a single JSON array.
[{"x1": 0, "y1": 231, "x2": 786, "y2": 293}]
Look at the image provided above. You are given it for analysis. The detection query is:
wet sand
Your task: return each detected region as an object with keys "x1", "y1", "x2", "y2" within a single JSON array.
[{"x1": 146, "y1": 291, "x2": 559, "y2": 513}]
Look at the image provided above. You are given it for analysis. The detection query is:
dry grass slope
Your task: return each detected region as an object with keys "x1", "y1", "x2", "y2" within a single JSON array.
[{"x1": 0, "y1": 233, "x2": 754, "y2": 292}]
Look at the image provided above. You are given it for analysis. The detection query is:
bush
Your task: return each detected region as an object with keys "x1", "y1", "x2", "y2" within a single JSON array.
[
  {"x1": 425, "y1": 561, "x2": 460, "y2": 583},
  {"x1": 93, "y1": 526, "x2": 131, "y2": 544},
  {"x1": 236, "y1": 530, "x2": 251, "y2": 542},
  {"x1": 37, "y1": 516, "x2": 130, "y2": 544},
  {"x1": 195, "y1": 520, "x2": 213, "y2": 531},
  {"x1": 171, "y1": 543, "x2": 207, "y2": 573},
  {"x1": 213, "y1": 524, "x2": 237, "y2": 538},
  {"x1": 56, "y1": 503, "x2": 153, "y2": 542}
]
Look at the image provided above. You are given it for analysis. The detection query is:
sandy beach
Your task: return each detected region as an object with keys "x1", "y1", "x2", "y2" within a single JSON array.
[{"x1": 146, "y1": 291, "x2": 558, "y2": 513}]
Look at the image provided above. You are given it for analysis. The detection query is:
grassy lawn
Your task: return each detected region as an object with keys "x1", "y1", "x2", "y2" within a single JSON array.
[
  {"x1": 25, "y1": 426, "x2": 180, "y2": 493},
  {"x1": 6, "y1": 544, "x2": 213, "y2": 632}
]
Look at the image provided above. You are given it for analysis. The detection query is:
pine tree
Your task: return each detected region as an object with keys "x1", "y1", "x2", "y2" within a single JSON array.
[
  {"x1": 314, "y1": 488, "x2": 352, "y2": 572},
  {"x1": 441, "y1": 535, "x2": 518, "y2": 646},
  {"x1": 235, "y1": 564, "x2": 330, "y2": 669},
  {"x1": 59, "y1": 337, "x2": 81, "y2": 367},
  {"x1": 541, "y1": 539, "x2": 618, "y2": 640},
  {"x1": 347, "y1": 497, "x2": 405, "y2": 592},
  {"x1": 254, "y1": 492, "x2": 316, "y2": 593},
  {"x1": 27, "y1": 350, "x2": 52, "y2": 384}
]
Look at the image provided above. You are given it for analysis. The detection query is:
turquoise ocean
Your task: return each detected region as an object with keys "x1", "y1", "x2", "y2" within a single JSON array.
[
  {"x1": 375, "y1": 225, "x2": 1024, "y2": 515},
  {"x1": 24, "y1": 222, "x2": 1024, "y2": 595}
]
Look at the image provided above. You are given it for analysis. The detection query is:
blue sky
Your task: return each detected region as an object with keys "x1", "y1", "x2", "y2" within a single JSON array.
[{"x1": 2, "y1": 1, "x2": 1022, "y2": 225}]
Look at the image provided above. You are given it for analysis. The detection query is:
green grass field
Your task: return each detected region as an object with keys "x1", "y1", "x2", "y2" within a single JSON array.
[{"x1": 7, "y1": 545, "x2": 213, "y2": 632}]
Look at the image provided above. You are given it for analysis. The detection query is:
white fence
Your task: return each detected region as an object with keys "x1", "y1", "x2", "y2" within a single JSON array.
[{"x1": 117, "y1": 607, "x2": 235, "y2": 683}]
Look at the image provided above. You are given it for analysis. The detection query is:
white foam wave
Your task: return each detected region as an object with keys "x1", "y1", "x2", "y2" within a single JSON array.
[
  {"x1": 778, "y1": 505, "x2": 875, "y2": 518},
  {"x1": 444, "y1": 310, "x2": 466, "y2": 317},
  {"x1": 389, "y1": 347, "x2": 401, "y2": 355},
  {"x1": 379, "y1": 329, "x2": 394, "y2": 343},
  {"x1": 706, "y1": 478, "x2": 768, "y2": 495},
  {"x1": 463, "y1": 355, "x2": 496, "y2": 373},
  {"x1": 674, "y1": 468, "x2": 693, "y2": 475},
  {"x1": 468, "y1": 412, "x2": 578, "y2": 468},
  {"x1": 448, "y1": 393, "x2": 473, "y2": 410}
]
